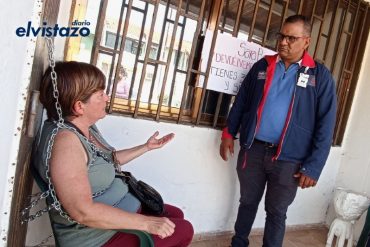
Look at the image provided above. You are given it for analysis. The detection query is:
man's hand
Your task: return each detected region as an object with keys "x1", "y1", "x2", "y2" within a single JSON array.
[
  {"x1": 294, "y1": 172, "x2": 317, "y2": 189},
  {"x1": 220, "y1": 138, "x2": 234, "y2": 161}
]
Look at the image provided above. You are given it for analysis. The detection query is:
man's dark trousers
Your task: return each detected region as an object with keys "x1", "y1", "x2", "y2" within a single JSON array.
[{"x1": 231, "y1": 141, "x2": 300, "y2": 247}]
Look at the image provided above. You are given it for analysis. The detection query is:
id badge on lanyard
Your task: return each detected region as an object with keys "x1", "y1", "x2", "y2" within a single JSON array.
[{"x1": 297, "y1": 67, "x2": 309, "y2": 88}]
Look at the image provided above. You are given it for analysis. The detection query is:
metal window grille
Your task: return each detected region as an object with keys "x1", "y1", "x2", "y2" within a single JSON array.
[{"x1": 67, "y1": 0, "x2": 370, "y2": 145}]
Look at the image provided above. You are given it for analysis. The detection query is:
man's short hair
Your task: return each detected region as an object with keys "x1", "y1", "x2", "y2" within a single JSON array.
[{"x1": 284, "y1": 15, "x2": 312, "y2": 36}]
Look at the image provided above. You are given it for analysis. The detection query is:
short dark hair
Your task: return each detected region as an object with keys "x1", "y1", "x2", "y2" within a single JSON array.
[
  {"x1": 284, "y1": 15, "x2": 312, "y2": 36},
  {"x1": 40, "y1": 61, "x2": 106, "y2": 120}
]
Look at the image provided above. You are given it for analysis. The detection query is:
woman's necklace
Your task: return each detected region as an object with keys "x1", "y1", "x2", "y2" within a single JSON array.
[
  {"x1": 64, "y1": 121, "x2": 119, "y2": 169},
  {"x1": 89, "y1": 130, "x2": 119, "y2": 169},
  {"x1": 89, "y1": 132, "x2": 97, "y2": 146}
]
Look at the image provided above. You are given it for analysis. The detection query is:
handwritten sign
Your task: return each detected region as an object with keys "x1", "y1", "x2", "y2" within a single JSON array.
[{"x1": 199, "y1": 30, "x2": 276, "y2": 95}]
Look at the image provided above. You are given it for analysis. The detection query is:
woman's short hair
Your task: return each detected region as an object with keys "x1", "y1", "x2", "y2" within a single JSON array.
[{"x1": 40, "y1": 61, "x2": 106, "y2": 120}]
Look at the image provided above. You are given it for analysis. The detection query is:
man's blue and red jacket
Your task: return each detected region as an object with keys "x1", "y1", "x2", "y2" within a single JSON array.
[{"x1": 223, "y1": 51, "x2": 337, "y2": 181}]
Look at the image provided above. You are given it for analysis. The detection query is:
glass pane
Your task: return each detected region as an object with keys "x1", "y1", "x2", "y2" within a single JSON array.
[
  {"x1": 309, "y1": 17, "x2": 322, "y2": 55},
  {"x1": 170, "y1": 72, "x2": 186, "y2": 108},
  {"x1": 333, "y1": 34, "x2": 350, "y2": 83},
  {"x1": 130, "y1": 13, "x2": 146, "y2": 59},
  {"x1": 265, "y1": 11, "x2": 283, "y2": 49},
  {"x1": 158, "y1": 21, "x2": 175, "y2": 62},
  {"x1": 251, "y1": 5, "x2": 269, "y2": 43},
  {"x1": 238, "y1": 1, "x2": 254, "y2": 38},
  {"x1": 322, "y1": 8, "x2": 335, "y2": 36},
  {"x1": 114, "y1": 65, "x2": 131, "y2": 99},
  {"x1": 301, "y1": 0, "x2": 314, "y2": 18},
  {"x1": 286, "y1": 0, "x2": 300, "y2": 16},
  {"x1": 95, "y1": 53, "x2": 117, "y2": 96},
  {"x1": 324, "y1": 7, "x2": 344, "y2": 70},
  {"x1": 141, "y1": 64, "x2": 156, "y2": 105},
  {"x1": 187, "y1": 0, "x2": 202, "y2": 17},
  {"x1": 132, "y1": 62, "x2": 144, "y2": 101},
  {"x1": 67, "y1": 0, "x2": 101, "y2": 62},
  {"x1": 132, "y1": 0, "x2": 146, "y2": 9},
  {"x1": 314, "y1": 0, "x2": 327, "y2": 17},
  {"x1": 100, "y1": 0, "x2": 124, "y2": 48},
  {"x1": 344, "y1": 8, "x2": 356, "y2": 33},
  {"x1": 167, "y1": 4, "x2": 177, "y2": 22},
  {"x1": 220, "y1": 0, "x2": 237, "y2": 33},
  {"x1": 315, "y1": 36, "x2": 327, "y2": 62}
]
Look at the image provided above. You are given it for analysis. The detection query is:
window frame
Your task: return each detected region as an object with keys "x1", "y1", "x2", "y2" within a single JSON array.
[{"x1": 66, "y1": 0, "x2": 370, "y2": 146}]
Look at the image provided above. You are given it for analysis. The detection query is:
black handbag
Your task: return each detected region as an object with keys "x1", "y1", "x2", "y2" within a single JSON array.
[{"x1": 116, "y1": 171, "x2": 164, "y2": 215}]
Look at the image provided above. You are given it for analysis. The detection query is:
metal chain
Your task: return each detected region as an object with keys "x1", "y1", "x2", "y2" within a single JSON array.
[
  {"x1": 22, "y1": 37, "x2": 118, "y2": 224},
  {"x1": 21, "y1": 124, "x2": 112, "y2": 223},
  {"x1": 35, "y1": 234, "x2": 54, "y2": 247},
  {"x1": 44, "y1": 37, "x2": 76, "y2": 223},
  {"x1": 28, "y1": 190, "x2": 46, "y2": 199},
  {"x1": 21, "y1": 191, "x2": 50, "y2": 224},
  {"x1": 46, "y1": 38, "x2": 63, "y2": 126}
]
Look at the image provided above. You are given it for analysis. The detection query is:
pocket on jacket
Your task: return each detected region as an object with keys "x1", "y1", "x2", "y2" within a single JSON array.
[
  {"x1": 292, "y1": 122, "x2": 313, "y2": 135},
  {"x1": 284, "y1": 123, "x2": 313, "y2": 160}
]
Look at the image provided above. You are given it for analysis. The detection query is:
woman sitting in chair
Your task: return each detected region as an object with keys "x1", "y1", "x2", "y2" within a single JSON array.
[{"x1": 33, "y1": 61, "x2": 193, "y2": 247}]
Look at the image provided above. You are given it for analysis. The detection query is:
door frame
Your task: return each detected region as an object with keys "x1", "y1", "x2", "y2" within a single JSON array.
[{"x1": 5, "y1": 0, "x2": 61, "y2": 246}]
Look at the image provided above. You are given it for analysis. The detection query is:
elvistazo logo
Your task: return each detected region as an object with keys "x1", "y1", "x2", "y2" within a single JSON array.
[{"x1": 15, "y1": 20, "x2": 91, "y2": 37}]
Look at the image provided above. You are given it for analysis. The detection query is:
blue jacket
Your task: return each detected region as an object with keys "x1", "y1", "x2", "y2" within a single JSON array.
[{"x1": 226, "y1": 52, "x2": 337, "y2": 181}]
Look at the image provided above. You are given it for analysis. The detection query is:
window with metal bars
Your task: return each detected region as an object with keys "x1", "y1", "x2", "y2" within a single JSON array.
[{"x1": 65, "y1": 0, "x2": 370, "y2": 146}]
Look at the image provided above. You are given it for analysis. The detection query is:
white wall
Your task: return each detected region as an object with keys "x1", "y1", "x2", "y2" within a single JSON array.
[
  {"x1": 0, "y1": 0, "x2": 41, "y2": 246},
  {"x1": 25, "y1": 114, "x2": 342, "y2": 245},
  {"x1": 97, "y1": 116, "x2": 241, "y2": 233},
  {"x1": 326, "y1": 34, "x2": 370, "y2": 242},
  {"x1": 1, "y1": 0, "x2": 368, "y2": 246},
  {"x1": 95, "y1": 116, "x2": 342, "y2": 234}
]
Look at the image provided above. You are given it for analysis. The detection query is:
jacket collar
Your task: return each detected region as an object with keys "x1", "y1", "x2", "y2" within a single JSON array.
[{"x1": 264, "y1": 51, "x2": 316, "y2": 68}]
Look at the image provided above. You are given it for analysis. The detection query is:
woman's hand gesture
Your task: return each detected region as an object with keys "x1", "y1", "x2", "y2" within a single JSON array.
[{"x1": 146, "y1": 131, "x2": 174, "y2": 150}]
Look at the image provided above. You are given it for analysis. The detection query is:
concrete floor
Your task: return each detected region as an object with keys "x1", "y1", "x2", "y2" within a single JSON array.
[{"x1": 190, "y1": 227, "x2": 333, "y2": 247}]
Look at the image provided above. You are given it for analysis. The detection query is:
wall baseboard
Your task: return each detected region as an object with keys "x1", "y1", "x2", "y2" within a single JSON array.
[
  {"x1": 25, "y1": 223, "x2": 329, "y2": 246},
  {"x1": 192, "y1": 223, "x2": 328, "y2": 243}
]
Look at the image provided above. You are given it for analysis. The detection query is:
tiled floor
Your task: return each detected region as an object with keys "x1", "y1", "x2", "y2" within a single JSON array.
[{"x1": 190, "y1": 227, "x2": 331, "y2": 247}]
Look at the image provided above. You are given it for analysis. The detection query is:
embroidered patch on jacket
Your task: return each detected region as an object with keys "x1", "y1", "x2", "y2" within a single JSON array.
[
  {"x1": 308, "y1": 75, "x2": 316, "y2": 86},
  {"x1": 257, "y1": 71, "x2": 266, "y2": 80}
]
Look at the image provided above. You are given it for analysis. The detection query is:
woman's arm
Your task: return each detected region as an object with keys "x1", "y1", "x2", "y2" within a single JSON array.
[
  {"x1": 50, "y1": 131, "x2": 175, "y2": 238},
  {"x1": 115, "y1": 131, "x2": 174, "y2": 165}
]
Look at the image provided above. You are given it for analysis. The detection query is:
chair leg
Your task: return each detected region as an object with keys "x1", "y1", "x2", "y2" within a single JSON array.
[{"x1": 326, "y1": 225, "x2": 335, "y2": 247}]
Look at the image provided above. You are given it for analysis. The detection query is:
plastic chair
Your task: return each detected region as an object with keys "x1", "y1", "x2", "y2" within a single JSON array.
[{"x1": 29, "y1": 160, "x2": 154, "y2": 247}]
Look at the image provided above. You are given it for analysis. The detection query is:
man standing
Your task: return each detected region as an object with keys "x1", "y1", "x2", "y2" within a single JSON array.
[{"x1": 220, "y1": 15, "x2": 337, "y2": 247}]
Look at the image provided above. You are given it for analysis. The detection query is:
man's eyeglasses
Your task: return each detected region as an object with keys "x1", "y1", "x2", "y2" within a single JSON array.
[{"x1": 276, "y1": 32, "x2": 308, "y2": 44}]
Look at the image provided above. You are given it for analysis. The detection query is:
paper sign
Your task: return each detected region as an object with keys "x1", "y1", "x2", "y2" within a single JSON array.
[{"x1": 199, "y1": 30, "x2": 276, "y2": 95}]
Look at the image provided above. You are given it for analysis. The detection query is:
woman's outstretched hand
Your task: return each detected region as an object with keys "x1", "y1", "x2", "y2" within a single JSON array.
[{"x1": 146, "y1": 131, "x2": 174, "y2": 150}]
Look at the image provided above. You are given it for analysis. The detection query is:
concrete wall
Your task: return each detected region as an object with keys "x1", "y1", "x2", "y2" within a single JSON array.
[
  {"x1": 326, "y1": 32, "x2": 370, "y2": 243},
  {"x1": 93, "y1": 116, "x2": 342, "y2": 234},
  {"x1": 24, "y1": 115, "x2": 342, "y2": 245},
  {"x1": 0, "y1": 0, "x2": 368, "y2": 246},
  {"x1": 0, "y1": 0, "x2": 41, "y2": 245}
]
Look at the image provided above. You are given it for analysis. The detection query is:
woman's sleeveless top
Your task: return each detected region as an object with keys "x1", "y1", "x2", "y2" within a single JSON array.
[{"x1": 33, "y1": 120, "x2": 140, "y2": 247}]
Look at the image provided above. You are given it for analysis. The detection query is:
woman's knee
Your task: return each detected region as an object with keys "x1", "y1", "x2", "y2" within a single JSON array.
[
  {"x1": 182, "y1": 220, "x2": 194, "y2": 238},
  {"x1": 153, "y1": 219, "x2": 194, "y2": 247},
  {"x1": 176, "y1": 219, "x2": 194, "y2": 246}
]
